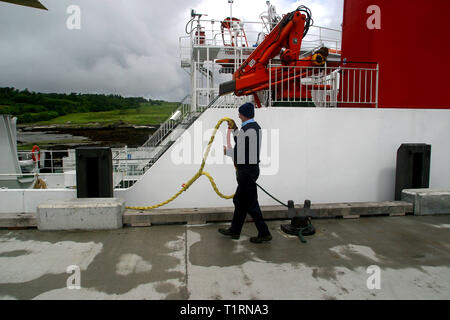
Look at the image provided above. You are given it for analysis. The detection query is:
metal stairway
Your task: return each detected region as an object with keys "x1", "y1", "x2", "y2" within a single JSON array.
[{"x1": 140, "y1": 94, "x2": 223, "y2": 172}]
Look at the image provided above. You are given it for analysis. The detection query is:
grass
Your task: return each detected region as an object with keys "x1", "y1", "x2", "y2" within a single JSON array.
[{"x1": 31, "y1": 102, "x2": 180, "y2": 126}]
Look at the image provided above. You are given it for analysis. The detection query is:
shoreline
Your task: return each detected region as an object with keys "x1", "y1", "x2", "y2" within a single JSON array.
[{"x1": 17, "y1": 122, "x2": 157, "y2": 150}]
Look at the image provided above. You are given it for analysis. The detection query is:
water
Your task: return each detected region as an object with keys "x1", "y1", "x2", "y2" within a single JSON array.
[
  {"x1": 17, "y1": 131, "x2": 90, "y2": 145},
  {"x1": 17, "y1": 126, "x2": 156, "y2": 149}
]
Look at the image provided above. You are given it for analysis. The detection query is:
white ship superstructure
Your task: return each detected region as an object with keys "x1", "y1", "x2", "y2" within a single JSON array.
[{"x1": 0, "y1": 1, "x2": 449, "y2": 215}]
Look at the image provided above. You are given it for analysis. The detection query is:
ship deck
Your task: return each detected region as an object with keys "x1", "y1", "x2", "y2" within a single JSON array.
[{"x1": 0, "y1": 215, "x2": 449, "y2": 300}]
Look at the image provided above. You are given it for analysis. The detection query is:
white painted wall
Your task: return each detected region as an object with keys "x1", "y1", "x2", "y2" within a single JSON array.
[
  {"x1": 1, "y1": 107, "x2": 449, "y2": 214},
  {"x1": 124, "y1": 107, "x2": 450, "y2": 209},
  {"x1": 0, "y1": 189, "x2": 77, "y2": 214}
]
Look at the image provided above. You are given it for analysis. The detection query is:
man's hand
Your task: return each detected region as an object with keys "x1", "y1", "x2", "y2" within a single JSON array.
[
  {"x1": 223, "y1": 146, "x2": 227, "y2": 155},
  {"x1": 228, "y1": 121, "x2": 237, "y2": 130}
]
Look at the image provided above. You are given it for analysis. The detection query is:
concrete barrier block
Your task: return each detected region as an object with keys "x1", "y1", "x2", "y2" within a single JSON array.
[
  {"x1": 402, "y1": 189, "x2": 450, "y2": 216},
  {"x1": 37, "y1": 198, "x2": 125, "y2": 231}
]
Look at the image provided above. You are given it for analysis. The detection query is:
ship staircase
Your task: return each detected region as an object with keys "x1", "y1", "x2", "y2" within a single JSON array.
[{"x1": 140, "y1": 94, "x2": 221, "y2": 172}]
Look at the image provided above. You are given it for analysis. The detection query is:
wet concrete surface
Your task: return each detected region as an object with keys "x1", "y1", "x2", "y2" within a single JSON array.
[{"x1": 0, "y1": 216, "x2": 449, "y2": 300}]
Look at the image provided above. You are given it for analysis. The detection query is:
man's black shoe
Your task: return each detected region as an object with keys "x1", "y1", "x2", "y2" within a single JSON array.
[
  {"x1": 218, "y1": 228, "x2": 240, "y2": 240},
  {"x1": 250, "y1": 235, "x2": 272, "y2": 243}
]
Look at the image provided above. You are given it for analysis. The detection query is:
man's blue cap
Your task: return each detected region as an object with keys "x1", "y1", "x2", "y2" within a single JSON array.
[{"x1": 238, "y1": 102, "x2": 255, "y2": 119}]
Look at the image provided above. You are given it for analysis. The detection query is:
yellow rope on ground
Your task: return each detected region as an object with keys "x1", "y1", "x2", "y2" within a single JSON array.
[{"x1": 126, "y1": 117, "x2": 237, "y2": 210}]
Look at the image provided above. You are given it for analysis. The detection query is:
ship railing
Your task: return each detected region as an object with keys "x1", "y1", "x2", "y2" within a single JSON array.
[
  {"x1": 210, "y1": 94, "x2": 254, "y2": 109},
  {"x1": 17, "y1": 149, "x2": 72, "y2": 174},
  {"x1": 192, "y1": 61, "x2": 253, "y2": 110},
  {"x1": 0, "y1": 164, "x2": 144, "y2": 190},
  {"x1": 179, "y1": 36, "x2": 193, "y2": 67},
  {"x1": 0, "y1": 173, "x2": 45, "y2": 180},
  {"x1": 268, "y1": 63, "x2": 379, "y2": 108},
  {"x1": 141, "y1": 95, "x2": 192, "y2": 148},
  {"x1": 195, "y1": 90, "x2": 254, "y2": 110},
  {"x1": 111, "y1": 148, "x2": 157, "y2": 184},
  {"x1": 302, "y1": 25, "x2": 342, "y2": 53},
  {"x1": 180, "y1": 22, "x2": 342, "y2": 68},
  {"x1": 15, "y1": 147, "x2": 157, "y2": 181},
  {"x1": 183, "y1": 18, "x2": 341, "y2": 51},
  {"x1": 184, "y1": 19, "x2": 266, "y2": 48},
  {"x1": 0, "y1": 173, "x2": 66, "y2": 189},
  {"x1": 193, "y1": 62, "x2": 378, "y2": 109},
  {"x1": 112, "y1": 160, "x2": 151, "y2": 189},
  {"x1": 112, "y1": 147, "x2": 155, "y2": 162},
  {"x1": 138, "y1": 92, "x2": 232, "y2": 173}
]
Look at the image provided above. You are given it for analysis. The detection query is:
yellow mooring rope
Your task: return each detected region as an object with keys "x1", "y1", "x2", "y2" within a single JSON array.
[
  {"x1": 126, "y1": 117, "x2": 237, "y2": 211},
  {"x1": 33, "y1": 174, "x2": 48, "y2": 189}
]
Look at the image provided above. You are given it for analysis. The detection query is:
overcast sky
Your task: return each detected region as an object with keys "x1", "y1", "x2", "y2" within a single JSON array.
[{"x1": 0, "y1": 0, "x2": 343, "y2": 101}]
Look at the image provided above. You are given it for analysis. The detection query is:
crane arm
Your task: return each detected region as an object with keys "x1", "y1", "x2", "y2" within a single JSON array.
[{"x1": 219, "y1": 6, "x2": 311, "y2": 97}]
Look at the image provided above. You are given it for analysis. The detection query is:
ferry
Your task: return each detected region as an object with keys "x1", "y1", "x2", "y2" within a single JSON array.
[
  {"x1": 0, "y1": 0, "x2": 449, "y2": 302},
  {"x1": 0, "y1": 0, "x2": 449, "y2": 215}
]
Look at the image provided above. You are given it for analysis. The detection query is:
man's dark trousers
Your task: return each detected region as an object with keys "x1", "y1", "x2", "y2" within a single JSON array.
[{"x1": 229, "y1": 167, "x2": 271, "y2": 237}]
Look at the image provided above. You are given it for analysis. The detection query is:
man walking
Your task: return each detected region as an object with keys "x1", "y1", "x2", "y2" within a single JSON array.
[{"x1": 219, "y1": 102, "x2": 272, "y2": 243}]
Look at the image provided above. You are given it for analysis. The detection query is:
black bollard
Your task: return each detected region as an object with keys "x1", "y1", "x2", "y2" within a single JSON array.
[
  {"x1": 281, "y1": 200, "x2": 316, "y2": 241},
  {"x1": 76, "y1": 147, "x2": 113, "y2": 198}
]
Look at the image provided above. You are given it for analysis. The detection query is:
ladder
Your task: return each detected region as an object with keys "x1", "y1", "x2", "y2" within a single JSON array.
[{"x1": 140, "y1": 95, "x2": 223, "y2": 172}]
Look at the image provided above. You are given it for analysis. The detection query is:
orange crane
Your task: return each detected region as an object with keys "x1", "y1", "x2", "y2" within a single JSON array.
[{"x1": 219, "y1": 5, "x2": 330, "y2": 107}]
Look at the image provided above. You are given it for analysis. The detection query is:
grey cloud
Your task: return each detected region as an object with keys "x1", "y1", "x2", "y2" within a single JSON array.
[
  {"x1": 0, "y1": 0, "x2": 342, "y2": 101},
  {"x1": 0, "y1": 0, "x2": 202, "y2": 100}
]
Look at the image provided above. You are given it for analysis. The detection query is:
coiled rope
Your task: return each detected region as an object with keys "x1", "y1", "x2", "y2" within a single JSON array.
[{"x1": 33, "y1": 174, "x2": 48, "y2": 189}]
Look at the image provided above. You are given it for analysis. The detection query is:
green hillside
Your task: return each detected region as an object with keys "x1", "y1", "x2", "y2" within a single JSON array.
[{"x1": 0, "y1": 87, "x2": 177, "y2": 125}]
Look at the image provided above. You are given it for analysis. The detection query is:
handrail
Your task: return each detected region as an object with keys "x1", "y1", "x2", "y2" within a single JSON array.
[
  {"x1": 140, "y1": 93, "x2": 228, "y2": 173},
  {"x1": 268, "y1": 63, "x2": 379, "y2": 108},
  {"x1": 141, "y1": 95, "x2": 191, "y2": 148}
]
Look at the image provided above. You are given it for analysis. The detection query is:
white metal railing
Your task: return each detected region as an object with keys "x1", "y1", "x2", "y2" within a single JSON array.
[
  {"x1": 268, "y1": 64, "x2": 379, "y2": 108},
  {"x1": 183, "y1": 18, "x2": 341, "y2": 51},
  {"x1": 178, "y1": 1, "x2": 342, "y2": 88},
  {"x1": 180, "y1": 20, "x2": 342, "y2": 70},
  {"x1": 0, "y1": 173, "x2": 48, "y2": 179},
  {"x1": 0, "y1": 170, "x2": 140, "y2": 190},
  {"x1": 208, "y1": 94, "x2": 254, "y2": 109},
  {"x1": 112, "y1": 160, "x2": 149, "y2": 189},
  {"x1": 0, "y1": 172, "x2": 66, "y2": 189},
  {"x1": 0, "y1": 156, "x2": 153, "y2": 190},
  {"x1": 302, "y1": 26, "x2": 342, "y2": 53},
  {"x1": 142, "y1": 95, "x2": 192, "y2": 148},
  {"x1": 7, "y1": 147, "x2": 161, "y2": 190},
  {"x1": 9, "y1": 95, "x2": 196, "y2": 190},
  {"x1": 139, "y1": 92, "x2": 233, "y2": 173},
  {"x1": 192, "y1": 59, "x2": 376, "y2": 109},
  {"x1": 17, "y1": 149, "x2": 72, "y2": 174},
  {"x1": 193, "y1": 61, "x2": 253, "y2": 109},
  {"x1": 27, "y1": 148, "x2": 144, "y2": 174},
  {"x1": 112, "y1": 148, "x2": 156, "y2": 177},
  {"x1": 185, "y1": 19, "x2": 266, "y2": 48}
]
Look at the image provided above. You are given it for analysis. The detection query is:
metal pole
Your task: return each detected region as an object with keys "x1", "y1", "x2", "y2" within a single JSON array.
[
  {"x1": 269, "y1": 61, "x2": 272, "y2": 107},
  {"x1": 375, "y1": 64, "x2": 379, "y2": 108},
  {"x1": 207, "y1": 47, "x2": 210, "y2": 106},
  {"x1": 229, "y1": 0, "x2": 233, "y2": 24}
]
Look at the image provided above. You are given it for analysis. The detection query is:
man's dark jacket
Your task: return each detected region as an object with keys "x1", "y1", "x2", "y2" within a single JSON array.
[{"x1": 229, "y1": 121, "x2": 262, "y2": 171}]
